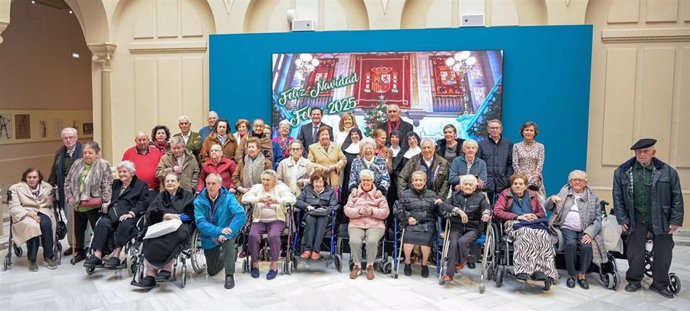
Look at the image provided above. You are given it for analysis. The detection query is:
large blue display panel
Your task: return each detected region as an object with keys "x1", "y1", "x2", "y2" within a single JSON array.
[{"x1": 210, "y1": 25, "x2": 593, "y2": 195}]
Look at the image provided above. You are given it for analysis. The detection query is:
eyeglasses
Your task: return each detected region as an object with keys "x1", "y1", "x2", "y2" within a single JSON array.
[
  {"x1": 488, "y1": 127, "x2": 501, "y2": 130},
  {"x1": 290, "y1": 148, "x2": 302, "y2": 151},
  {"x1": 570, "y1": 178, "x2": 586, "y2": 183}
]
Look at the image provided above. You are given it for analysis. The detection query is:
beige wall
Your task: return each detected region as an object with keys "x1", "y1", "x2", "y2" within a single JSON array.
[
  {"x1": 0, "y1": 0, "x2": 91, "y2": 189},
  {"x1": 1, "y1": 0, "x2": 688, "y2": 230}
]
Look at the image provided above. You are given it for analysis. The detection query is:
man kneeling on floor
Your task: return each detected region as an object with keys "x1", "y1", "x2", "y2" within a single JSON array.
[{"x1": 195, "y1": 173, "x2": 247, "y2": 289}]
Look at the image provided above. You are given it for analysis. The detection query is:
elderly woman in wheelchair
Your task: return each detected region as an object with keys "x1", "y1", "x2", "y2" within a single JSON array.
[
  {"x1": 295, "y1": 170, "x2": 338, "y2": 260},
  {"x1": 546, "y1": 169, "x2": 608, "y2": 289},
  {"x1": 84, "y1": 161, "x2": 151, "y2": 270},
  {"x1": 134, "y1": 173, "x2": 195, "y2": 288},
  {"x1": 493, "y1": 173, "x2": 557, "y2": 287},
  {"x1": 439, "y1": 174, "x2": 491, "y2": 282},
  {"x1": 242, "y1": 169, "x2": 296, "y2": 280}
]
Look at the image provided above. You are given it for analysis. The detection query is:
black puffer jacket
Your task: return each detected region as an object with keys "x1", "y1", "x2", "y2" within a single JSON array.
[
  {"x1": 394, "y1": 188, "x2": 440, "y2": 235},
  {"x1": 439, "y1": 190, "x2": 491, "y2": 232}
]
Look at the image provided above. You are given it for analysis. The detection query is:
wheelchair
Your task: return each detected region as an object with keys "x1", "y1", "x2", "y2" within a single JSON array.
[
  {"x1": 3, "y1": 189, "x2": 63, "y2": 271},
  {"x1": 437, "y1": 214, "x2": 496, "y2": 294},
  {"x1": 84, "y1": 217, "x2": 146, "y2": 276},
  {"x1": 553, "y1": 200, "x2": 621, "y2": 290},
  {"x1": 292, "y1": 207, "x2": 343, "y2": 272},
  {"x1": 335, "y1": 221, "x2": 394, "y2": 274},
  {"x1": 129, "y1": 223, "x2": 206, "y2": 289},
  {"x1": 239, "y1": 203, "x2": 297, "y2": 275},
  {"x1": 492, "y1": 220, "x2": 554, "y2": 291},
  {"x1": 391, "y1": 214, "x2": 442, "y2": 279}
]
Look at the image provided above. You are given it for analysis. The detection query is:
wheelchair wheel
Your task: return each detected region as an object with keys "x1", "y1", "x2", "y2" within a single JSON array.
[
  {"x1": 85, "y1": 266, "x2": 96, "y2": 275},
  {"x1": 382, "y1": 262, "x2": 392, "y2": 274},
  {"x1": 669, "y1": 273, "x2": 681, "y2": 295},
  {"x1": 179, "y1": 265, "x2": 187, "y2": 288},
  {"x1": 543, "y1": 278, "x2": 552, "y2": 291},
  {"x1": 644, "y1": 257, "x2": 653, "y2": 278},
  {"x1": 495, "y1": 266, "x2": 504, "y2": 288},
  {"x1": 242, "y1": 259, "x2": 249, "y2": 273},
  {"x1": 56, "y1": 242, "x2": 63, "y2": 265},
  {"x1": 190, "y1": 230, "x2": 207, "y2": 274},
  {"x1": 14, "y1": 245, "x2": 22, "y2": 257},
  {"x1": 3, "y1": 255, "x2": 10, "y2": 271},
  {"x1": 292, "y1": 255, "x2": 298, "y2": 272},
  {"x1": 334, "y1": 254, "x2": 342, "y2": 272},
  {"x1": 127, "y1": 255, "x2": 137, "y2": 277}
]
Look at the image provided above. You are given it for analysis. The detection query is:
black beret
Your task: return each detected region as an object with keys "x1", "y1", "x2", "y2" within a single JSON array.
[{"x1": 630, "y1": 138, "x2": 657, "y2": 150}]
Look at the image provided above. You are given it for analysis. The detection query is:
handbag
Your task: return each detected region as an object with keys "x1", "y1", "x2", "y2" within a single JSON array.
[
  {"x1": 107, "y1": 203, "x2": 128, "y2": 223},
  {"x1": 79, "y1": 197, "x2": 103, "y2": 208},
  {"x1": 144, "y1": 219, "x2": 182, "y2": 240},
  {"x1": 56, "y1": 220, "x2": 67, "y2": 240}
]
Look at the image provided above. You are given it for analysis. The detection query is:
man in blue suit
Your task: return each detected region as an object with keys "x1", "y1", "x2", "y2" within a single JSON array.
[{"x1": 194, "y1": 173, "x2": 247, "y2": 289}]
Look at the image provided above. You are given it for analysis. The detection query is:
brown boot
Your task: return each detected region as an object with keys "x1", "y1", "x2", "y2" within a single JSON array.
[
  {"x1": 350, "y1": 265, "x2": 361, "y2": 279},
  {"x1": 366, "y1": 265, "x2": 375, "y2": 280}
]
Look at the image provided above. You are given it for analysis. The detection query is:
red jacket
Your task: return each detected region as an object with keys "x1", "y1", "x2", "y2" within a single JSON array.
[
  {"x1": 492, "y1": 188, "x2": 544, "y2": 221},
  {"x1": 197, "y1": 157, "x2": 237, "y2": 192}
]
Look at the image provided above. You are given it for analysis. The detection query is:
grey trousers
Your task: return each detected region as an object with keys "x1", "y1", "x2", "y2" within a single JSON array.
[
  {"x1": 205, "y1": 239, "x2": 237, "y2": 276},
  {"x1": 348, "y1": 227, "x2": 385, "y2": 266}
]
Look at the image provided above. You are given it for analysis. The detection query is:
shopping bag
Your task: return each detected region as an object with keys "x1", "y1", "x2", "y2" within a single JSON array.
[{"x1": 602, "y1": 215, "x2": 624, "y2": 253}]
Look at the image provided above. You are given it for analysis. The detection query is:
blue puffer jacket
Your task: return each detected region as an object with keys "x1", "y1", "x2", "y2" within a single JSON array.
[{"x1": 194, "y1": 187, "x2": 247, "y2": 250}]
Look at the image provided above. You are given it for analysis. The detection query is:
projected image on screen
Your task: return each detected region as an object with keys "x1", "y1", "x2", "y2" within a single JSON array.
[{"x1": 271, "y1": 51, "x2": 503, "y2": 142}]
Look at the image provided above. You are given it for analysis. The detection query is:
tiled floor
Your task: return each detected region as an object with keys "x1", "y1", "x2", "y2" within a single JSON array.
[
  {"x1": 2, "y1": 202, "x2": 689, "y2": 310},
  {"x1": 1, "y1": 237, "x2": 689, "y2": 311}
]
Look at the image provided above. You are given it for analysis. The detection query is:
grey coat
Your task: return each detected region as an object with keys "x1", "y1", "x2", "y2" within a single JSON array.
[
  {"x1": 449, "y1": 156, "x2": 487, "y2": 187},
  {"x1": 612, "y1": 157, "x2": 684, "y2": 235}
]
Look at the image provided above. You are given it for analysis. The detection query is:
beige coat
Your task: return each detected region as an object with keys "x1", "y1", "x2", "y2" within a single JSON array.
[
  {"x1": 307, "y1": 142, "x2": 347, "y2": 188},
  {"x1": 8, "y1": 182, "x2": 57, "y2": 245},
  {"x1": 276, "y1": 156, "x2": 313, "y2": 195},
  {"x1": 156, "y1": 149, "x2": 200, "y2": 192}
]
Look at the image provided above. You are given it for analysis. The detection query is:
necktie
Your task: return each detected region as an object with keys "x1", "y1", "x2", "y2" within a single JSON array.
[{"x1": 312, "y1": 126, "x2": 318, "y2": 142}]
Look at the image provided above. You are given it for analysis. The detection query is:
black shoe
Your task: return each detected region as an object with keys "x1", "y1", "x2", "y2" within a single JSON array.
[
  {"x1": 155, "y1": 270, "x2": 172, "y2": 282},
  {"x1": 625, "y1": 282, "x2": 642, "y2": 292},
  {"x1": 133, "y1": 276, "x2": 156, "y2": 289},
  {"x1": 224, "y1": 275, "x2": 235, "y2": 289},
  {"x1": 578, "y1": 278, "x2": 589, "y2": 289},
  {"x1": 63, "y1": 248, "x2": 75, "y2": 256},
  {"x1": 83, "y1": 255, "x2": 102, "y2": 268},
  {"x1": 516, "y1": 273, "x2": 530, "y2": 281},
  {"x1": 104, "y1": 257, "x2": 121, "y2": 269},
  {"x1": 532, "y1": 271, "x2": 546, "y2": 281},
  {"x1": 70, "y1": 252, "x2": 87, "y2": 264},
  {"x1": 250, "y1": 268, "x2": 260, "y2": 279},
  {"x1": 467, "y1": 262, "x2": 476, "y2": 269},
  {"x1": 404, "y1": 264, "x2": 412, "y2": 276},
  {"x1": 421, "y1": 265, "x2": 429, "y2": 278},
  {"x1": 650, "y1": 286, "x2": 675, "y2": 299},
  {"x1": 566, "y1": 276, "x2": 576, "y2": 288}
]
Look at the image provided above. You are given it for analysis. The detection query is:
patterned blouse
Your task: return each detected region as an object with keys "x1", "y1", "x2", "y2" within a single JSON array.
[{"x1": 512, "y1": 141, "x2": 545, "y2": 195}]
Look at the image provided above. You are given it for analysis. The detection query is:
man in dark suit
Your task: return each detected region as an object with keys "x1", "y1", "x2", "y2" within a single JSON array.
[
  {"x1": 376, "y1": 104, "x2": 414, "y2": 148},
  {"x1": 48, "y1": 127, "x2": 84, "y2": 256},
  {"x1": 296, "y1": 107, "x2": 333, "y2": 156}
]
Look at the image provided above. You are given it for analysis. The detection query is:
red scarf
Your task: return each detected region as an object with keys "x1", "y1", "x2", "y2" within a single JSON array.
[{"x1": 153, "y1": 140, "x2": 168, "y2": 153}]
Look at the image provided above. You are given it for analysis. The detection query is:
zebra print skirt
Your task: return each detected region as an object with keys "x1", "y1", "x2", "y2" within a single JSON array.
[{"x1": 504, "y1": 220, "x2": 558, "y2": 280}]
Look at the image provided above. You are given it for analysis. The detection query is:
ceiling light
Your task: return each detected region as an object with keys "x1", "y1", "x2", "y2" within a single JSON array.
[{"x1": 71, "y1": 52, "x2": 80, "y2": 59}]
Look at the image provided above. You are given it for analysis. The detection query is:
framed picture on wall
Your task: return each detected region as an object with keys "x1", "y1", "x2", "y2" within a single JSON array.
[
  {"x1": 15, "y1": 114, "x2": 31, "y2": 139},
  {"x1": 0, "y1": 114, "x2": 12, "y2": 140}
]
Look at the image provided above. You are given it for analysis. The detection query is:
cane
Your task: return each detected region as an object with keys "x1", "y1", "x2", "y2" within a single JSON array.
[{"x1": 71, "y1": 201, "x2": 76, "y2": 265}]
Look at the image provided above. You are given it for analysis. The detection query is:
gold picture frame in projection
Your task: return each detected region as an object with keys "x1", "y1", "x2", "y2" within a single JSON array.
[{"x1": 0, "y1": 110, "x2": 93, "y2": 145}]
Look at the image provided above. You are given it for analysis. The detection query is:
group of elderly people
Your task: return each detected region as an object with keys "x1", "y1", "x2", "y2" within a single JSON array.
[{"x1": 9, "y1": 106, "x2": 677, "y2": 298}]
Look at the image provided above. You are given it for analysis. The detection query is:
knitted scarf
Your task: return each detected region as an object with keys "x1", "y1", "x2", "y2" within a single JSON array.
[
  {"x1": 242, "y1": 152, "x2": 265, "y2": 188},
  {"x1": 554, "y1": 185, "x2": 608, "y2": 264}
]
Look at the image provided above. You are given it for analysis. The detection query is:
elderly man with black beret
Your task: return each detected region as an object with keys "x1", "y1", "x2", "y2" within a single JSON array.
[{"x1": 613, "y1": 138, "x2": 684, "y2": 298}]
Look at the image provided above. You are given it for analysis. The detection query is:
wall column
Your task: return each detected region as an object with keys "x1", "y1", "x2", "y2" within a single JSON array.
[
  {"x1": 0, "y1": 0, "x2": 10, "y2": 44},
  {"x1": 89, "y1": 43, "x2": 116, "y2": 162}
]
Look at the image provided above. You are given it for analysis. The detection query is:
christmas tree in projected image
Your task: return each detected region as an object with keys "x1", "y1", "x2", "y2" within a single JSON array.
[
  {"x1": 470, "y1": 83, "x2": 503, "y2": 139},
  {"x1": 363, "y1": 96, "x2": 389, "y2": 138}
]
